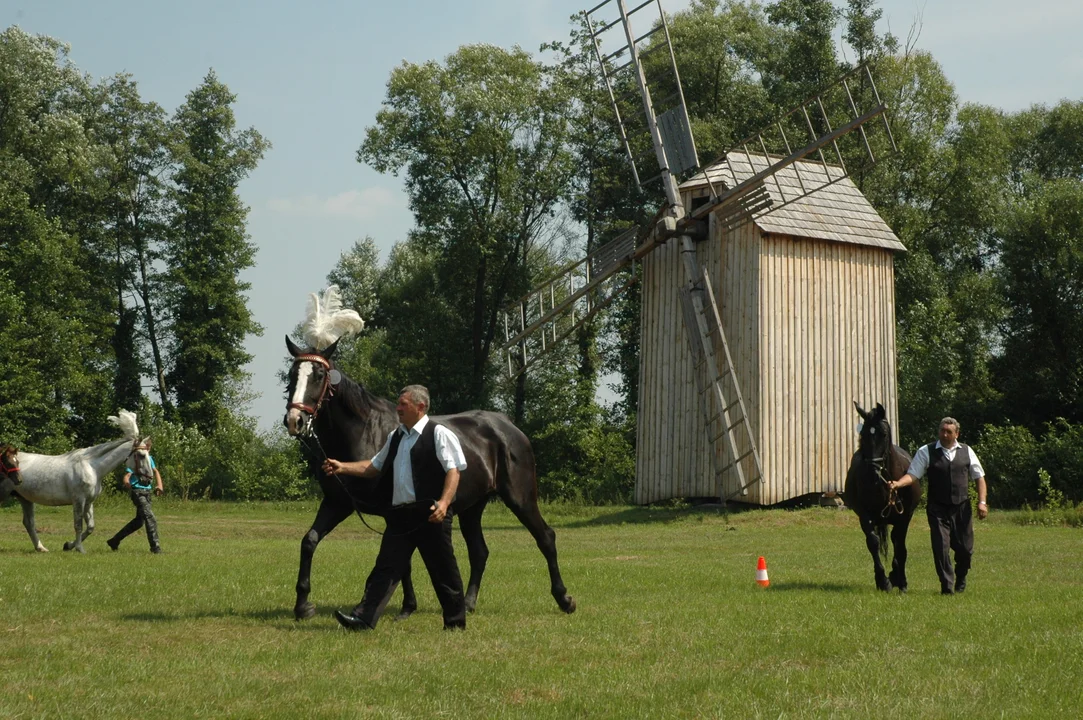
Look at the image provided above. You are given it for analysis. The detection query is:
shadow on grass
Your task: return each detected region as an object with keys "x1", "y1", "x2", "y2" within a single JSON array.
[
  {"x1": 765, "y1": 582, "x2": 860, "y2": 592},
  {"x1": 123, "y1": 608, "x2": 297, "y2": 623},
  {"x1": 557, "y1": 504, "x2": 743, "y2": 528},
  {"x1": 121, "y1": 603, "x2": 441, "y2": 628}
]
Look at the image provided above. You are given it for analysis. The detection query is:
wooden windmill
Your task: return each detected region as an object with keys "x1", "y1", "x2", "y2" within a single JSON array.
[{"x1": 500, "y1": 0, "x2": 901, "y2": 505}]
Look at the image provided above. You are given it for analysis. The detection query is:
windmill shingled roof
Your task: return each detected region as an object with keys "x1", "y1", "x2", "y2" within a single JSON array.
[{"x1": 680, "y1": 151, "x2": 906, "y2": 252}]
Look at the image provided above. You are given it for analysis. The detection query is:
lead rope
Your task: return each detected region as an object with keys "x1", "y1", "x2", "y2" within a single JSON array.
[
  {"x1": 869, "y1": 456, "x2": 904, "y2": 517},
  {"x1": 298, "y1": 430, "x2": 425, "y2": 538}
]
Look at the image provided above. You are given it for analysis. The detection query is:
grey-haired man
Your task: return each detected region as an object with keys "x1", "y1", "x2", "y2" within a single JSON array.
[{"x1": 889, "y1": 417, "x2": 988, "y2": 594}]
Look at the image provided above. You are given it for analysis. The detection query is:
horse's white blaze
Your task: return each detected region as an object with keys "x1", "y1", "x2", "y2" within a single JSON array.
[{"x1": 286, "y1": 363, "x2": 314, "y2": 435}]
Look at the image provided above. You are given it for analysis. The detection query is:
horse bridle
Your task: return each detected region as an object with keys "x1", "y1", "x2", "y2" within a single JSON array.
[
  {"x1": 128, "y1": 441, "x2": 155, "y2": 483},
  {"x1": 864, "y1": 452, "x2": 904, "y2": 517},
  {"x1": 288, "y1": 354, "x2": 336, "y2": 433},
  {"x1": 1, "y1": 449, "x2": 20, "y2": 482}
]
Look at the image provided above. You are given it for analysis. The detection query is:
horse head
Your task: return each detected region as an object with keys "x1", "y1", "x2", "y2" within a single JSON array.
[
  {"x1": 284, "y1": 335, "x2": 342, "y2": 436},
  {"x1": 125, "y1": 437, "x2": 154, "y2": 482},
  {"x1": 854, "y1": 401, "x2": 893, "y2": 462},
  {"x1": 1, "y1": 445, "x2": 23, "y2": 486}
]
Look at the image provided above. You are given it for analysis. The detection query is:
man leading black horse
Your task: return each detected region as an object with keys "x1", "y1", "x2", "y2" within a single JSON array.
[
  {"x1": 889, "y1": 416, "x2": 989, "y2": 595},
  {"x1": 322, "y1": 384, "x2": 468, "y2": 630}
]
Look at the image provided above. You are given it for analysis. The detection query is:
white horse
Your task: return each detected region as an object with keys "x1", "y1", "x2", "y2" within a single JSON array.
[{"x1": 2, "y1": 410, "x2": 150, "y2": 553}]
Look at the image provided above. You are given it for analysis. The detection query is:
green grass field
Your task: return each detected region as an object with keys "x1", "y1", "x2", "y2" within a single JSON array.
[{"x1": 1, "y1": 499, "x2": 1081, "y2": 719}]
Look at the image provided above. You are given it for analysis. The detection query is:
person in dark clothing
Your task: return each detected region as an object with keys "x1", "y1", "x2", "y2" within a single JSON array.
[
  {"x1": 323, "y1": 384, "x2": 468, "y2": 630},
  {"x1": 889, "y1": 417, "x2": 988, "y2": 594},
  {"x1": 107, "y1": 442, "x2": 164, "y2": 553}
]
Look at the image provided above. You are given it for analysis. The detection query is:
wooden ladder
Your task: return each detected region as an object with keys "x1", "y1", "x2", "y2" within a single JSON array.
[{"x1": 678, "y1": 267, "x2": 763, "y2": 499}]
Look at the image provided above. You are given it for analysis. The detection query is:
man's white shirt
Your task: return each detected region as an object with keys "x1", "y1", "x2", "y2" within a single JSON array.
[
  {"x1": 905, "y1": 441, "x2": 985, "y2": 480},
  {"x1": 370, "y1": 415, "x2": 468, "y2": 506}
]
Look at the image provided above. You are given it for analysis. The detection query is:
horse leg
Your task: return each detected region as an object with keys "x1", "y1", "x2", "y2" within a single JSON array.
[
  {"x1": 457, "y1": 500, "x2": 489, "y2": 613},
  {"x1": 861, "y1": 517, "x2": 890, "y2": 591},
  {"x1": 888, "y1": 518, "x2": 911, "y2": 593},
  {"x1": 63, "y1": 498, "x2": 87, "y2": 554},
  {"x1": 19, "y1": 497, "x2": 47, "y2": 552},
  {"x1": 295, "y1": 498, "x2": 352, "y2": 620},
  {"x1": 82, "y1": 503, "x2": 95, "y2": 543},
  {"x1": 499, "y1": 485, "x2": 575, "y2": 614}
]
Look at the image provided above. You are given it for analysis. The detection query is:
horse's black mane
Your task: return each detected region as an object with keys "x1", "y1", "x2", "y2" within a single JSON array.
[{"x1": 331, "y1": 369, "x2": 394, "y2": 421}]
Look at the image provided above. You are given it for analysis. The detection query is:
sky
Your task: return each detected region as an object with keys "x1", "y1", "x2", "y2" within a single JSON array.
[{"x1": 3, "y1": 0, "x2": 1081, "y2": 431}]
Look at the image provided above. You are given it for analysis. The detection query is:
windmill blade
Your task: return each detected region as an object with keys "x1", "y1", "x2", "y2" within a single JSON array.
[
  {"x1": 499, "y1": 226, "x2": 642, "y2": 379},
  {"x1": 684, "y1": 63, "x2": 896, "y2": 230},
  {"x1": 584, "y1": 0, "x2": 699, "y2": 192}
]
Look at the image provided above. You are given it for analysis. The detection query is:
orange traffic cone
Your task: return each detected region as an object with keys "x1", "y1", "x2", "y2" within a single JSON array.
[{"x1": 756, "y1": 556, "x2": 770, "y2": 588}]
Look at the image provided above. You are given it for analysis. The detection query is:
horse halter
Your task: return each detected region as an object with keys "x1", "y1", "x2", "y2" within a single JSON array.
[
  {"x1": 863, "y1": 452, "x2": 904, "y2": 517},
  {"x1": 288, "y1": 354, "x2": 336, "y2": 432},
  {"x1": 1, "y1": 448, "x2": 22, "y2": 485},
  {"x1": 128, "y1": 441, "x2": 154, "y2": 481}
]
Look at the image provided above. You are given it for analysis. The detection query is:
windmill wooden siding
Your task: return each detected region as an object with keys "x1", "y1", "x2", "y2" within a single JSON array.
[{"x1": 635, "y1": 154, "x2": 905, "y2": 505}]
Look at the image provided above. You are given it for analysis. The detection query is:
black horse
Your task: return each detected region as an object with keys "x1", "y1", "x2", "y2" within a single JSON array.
[
  {"x1": 283, "y1": 336, "x2": 576, "y2": 620},
  {"x1": 843, "y1": 402, "x2": 922, "y2": 592}
]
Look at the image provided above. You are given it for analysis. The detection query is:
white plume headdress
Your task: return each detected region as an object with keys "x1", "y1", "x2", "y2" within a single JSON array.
[
  {"x1": 107, "y1": 410, "x2": 139, "y2": 440},
  {"x1": 302, "y1": 285, "x2": 365, "y2": 350}
]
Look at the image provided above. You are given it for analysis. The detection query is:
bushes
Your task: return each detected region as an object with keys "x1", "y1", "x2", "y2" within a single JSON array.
[
  {"x1": 979, "y1": 419, "x2": 1083, "y2": 507},
  {"x1": 134, "y1": 403, "x2": 313, "y2": 501},
  {"x1": 533, "y1": 412, "x2": 636, "y2": 504}
]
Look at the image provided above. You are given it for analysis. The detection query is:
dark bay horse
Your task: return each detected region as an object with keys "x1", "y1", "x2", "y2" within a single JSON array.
[
  {"x1": 283, "y1": 336, "x2": 576, "y2": 621},
  {"x1": 1, "y1": 445, "x2": 23, "y2": 487},
  {"x1": 844, "y1": 402, "x2": 922, "y2": 592}
]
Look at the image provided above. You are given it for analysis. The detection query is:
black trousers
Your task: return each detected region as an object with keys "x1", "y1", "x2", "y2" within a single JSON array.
[
  {"x1": 354, "y1": 503, "x2": 466, "y2": 629},
  {"x1": 926, "y1": 499, "x2": 973, "y2": 591},
  {"x1": 111, "y1": 489, "x2": 160, "y2": 550}
]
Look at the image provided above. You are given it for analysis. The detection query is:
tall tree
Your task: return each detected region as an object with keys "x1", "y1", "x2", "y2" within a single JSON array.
[
  {"x1": 166, "y1": 70, "x2": 268, "y2": 432},
  {"x1": 762, "y1": 0, "x2": 842, "y2": 109},
  {"x1": 994, "y1": 101, "x2": 1083, "y2": 429},
  {"x1": 97, "y1": 73, "x2": 173, "y2": 413},
  {"x1": 0, "y1": 27, "x2": 114, "y2": 446},
  {"x1": 359, "y1": 45, "x2": 577, "y2": 411}
]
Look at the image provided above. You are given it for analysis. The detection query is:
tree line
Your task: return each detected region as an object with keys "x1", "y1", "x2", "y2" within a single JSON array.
[{"x1": 3, "y1": 1, "x2": 1082, "y2": 507}]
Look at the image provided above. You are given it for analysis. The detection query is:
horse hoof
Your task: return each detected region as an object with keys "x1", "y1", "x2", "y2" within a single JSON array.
[
  {"x1": 561, "y1": 596, "x2": 577, "y2": 614},
  {"x1": 464, "y1": 590, "x2": 478, "y2": 613},
  {"x1": 394, "y1": 605, "x2": 417, "y2": 621},
  {"x1": 36, "y1": 545, "x2": 48, "y2": 553},
  {"x1": 63, "y1": 542, "x2": 72, "y2": 551},
  {"x1": 294, "y1": 602, "x2": 316, "y2": 621}
]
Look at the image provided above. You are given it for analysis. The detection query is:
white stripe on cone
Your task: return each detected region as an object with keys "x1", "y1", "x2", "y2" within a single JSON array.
[{"x1": 756, "y1": 556, "x2": 770, "y2": 587}]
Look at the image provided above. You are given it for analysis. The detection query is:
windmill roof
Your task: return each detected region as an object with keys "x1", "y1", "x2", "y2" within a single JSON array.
[{"x1": 680, "y1": 152, "x2": 906, "y2": 252}]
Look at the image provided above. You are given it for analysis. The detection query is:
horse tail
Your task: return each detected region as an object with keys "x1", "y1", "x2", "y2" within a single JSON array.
[{"x1": 877, "y1": 524, "x2": 888, "y2": 561}]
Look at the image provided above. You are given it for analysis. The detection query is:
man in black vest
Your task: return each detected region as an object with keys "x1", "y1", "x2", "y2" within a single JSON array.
[
  {"x1": 322, "y1": 384, "x2": 468, "y2": 630},
  {"x1": 889, "y1": 417, "x2": 989, "y2": 594}
]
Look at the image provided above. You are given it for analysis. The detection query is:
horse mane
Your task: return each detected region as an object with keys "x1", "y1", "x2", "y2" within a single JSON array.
[{"x1": 332, "y1": 370, "x2": 394, "y2": 422}]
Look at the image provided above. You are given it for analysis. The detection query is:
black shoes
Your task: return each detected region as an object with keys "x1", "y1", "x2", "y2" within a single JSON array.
[
  {"x1": 334, "y1": 610, "x2": 374, "y2": 631},
  {"x1": 106, "y1": 538, "x2": 119, "y2": 552}
]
